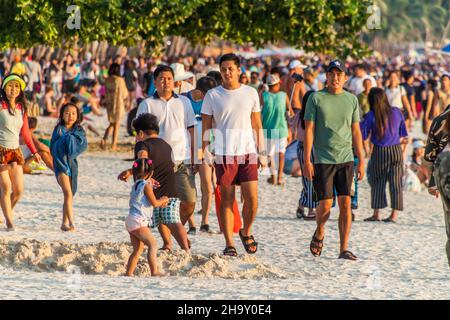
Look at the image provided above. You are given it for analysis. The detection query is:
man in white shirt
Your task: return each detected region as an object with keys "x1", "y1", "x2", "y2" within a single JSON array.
[
  {"x1": 24, "y1": 54, "x2": 43, "y2": 97},
  {"x1": 347, "y1": 64, "x2": 377, "y2": 95},
  {"x1": 202, "y1": 53, "x2": 267, "y2": 256},
  {"x1": 136, "y1": 65, "x2": 198, "y2": 251}
]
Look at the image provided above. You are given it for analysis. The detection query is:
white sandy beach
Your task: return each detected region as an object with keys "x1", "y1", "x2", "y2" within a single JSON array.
[{"x1": 0, "y1": 115, "x2": 449, "y2": 300}]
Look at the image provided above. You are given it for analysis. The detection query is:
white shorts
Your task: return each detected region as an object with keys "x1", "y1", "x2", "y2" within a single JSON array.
[
  {"x1": 125, "y1": 215, "x2": 149, "y2": 233},
  {"x1": 267, "y1": 138, "x2": 288, "y2": 156}
]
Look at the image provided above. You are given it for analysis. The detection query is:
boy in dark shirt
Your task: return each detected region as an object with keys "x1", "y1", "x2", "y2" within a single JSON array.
[{"x1": 118, "y1": 113, "x2": 190, "y2": 251}]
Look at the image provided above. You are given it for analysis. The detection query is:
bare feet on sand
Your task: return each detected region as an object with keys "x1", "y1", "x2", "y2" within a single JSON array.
[{"x1": 100, "y1": 139, "x2": 107, "y2": 150}]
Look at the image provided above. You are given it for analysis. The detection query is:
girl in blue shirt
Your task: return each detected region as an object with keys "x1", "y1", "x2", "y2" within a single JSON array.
[{"x1": 50, "y1": 103, "x2": 87, "y2": 232}]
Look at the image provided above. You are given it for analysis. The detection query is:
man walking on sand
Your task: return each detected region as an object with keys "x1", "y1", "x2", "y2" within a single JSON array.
[
  {"x1": 303, "y1": 60, "x2": 365, "y2": 260},
  {"x1": 201, "y1": 53, "x2": 267, "y2": 257},
  {"x1": 136, "y1": 65, "x2": 198, "y2": 251}
]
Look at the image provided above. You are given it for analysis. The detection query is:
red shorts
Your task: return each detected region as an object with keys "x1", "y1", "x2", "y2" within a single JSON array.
[
  {"x1": 214, "y1": 154, "x2": 258, "y2": 186},
  {"x1": 0, "y1": 146, "x2": 24, "y2": 166}
]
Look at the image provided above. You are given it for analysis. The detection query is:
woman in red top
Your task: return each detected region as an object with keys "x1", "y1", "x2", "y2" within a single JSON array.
[{"x1": 0, "y1": 74, "x2": 41, "y2": 231}]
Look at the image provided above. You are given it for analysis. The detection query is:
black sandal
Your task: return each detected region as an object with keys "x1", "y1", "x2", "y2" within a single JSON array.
[
  {"x1": 239, "y1": 230, "x2": 258, "y2": 254},
  {"x1": 364, "y1": 216, "x2": 381, "y2": 222},
  {"x1": 223, "y1": 246, "x2": 238, "y2": 257},
  {"x1": 338, "y1": 250, "x2": 358, "y2": 261},
  {"x1": 310, "y1": 230, "x2": 324, "y2": 257}
]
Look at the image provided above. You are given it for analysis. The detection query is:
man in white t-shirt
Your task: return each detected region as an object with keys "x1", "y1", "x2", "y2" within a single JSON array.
[
  {"x1": 201, "y1": 53, "x2": 267, "y2": 256},
  {"x1": 136, "y1": 65, "x2": 198, "y2": 251},
  {"x1": 24, "y1": 55, "x2": 43, "y2": 96},
  {"x1": 347, "y1": 64, "x2": 377, "y2": 95}
]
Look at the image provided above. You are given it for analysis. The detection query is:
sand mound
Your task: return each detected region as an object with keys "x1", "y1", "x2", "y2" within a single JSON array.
[{"x1": 0, "y1": 239, "x2": 286, "y2": 279}]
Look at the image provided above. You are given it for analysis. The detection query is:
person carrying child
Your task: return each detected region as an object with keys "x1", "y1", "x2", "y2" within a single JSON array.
[
  {"x1": 125, "y1": 158, "x2": 169, "y2": 277},
  {"x1": 50, "y1": 103, "x2": 88, "y2": 231}
]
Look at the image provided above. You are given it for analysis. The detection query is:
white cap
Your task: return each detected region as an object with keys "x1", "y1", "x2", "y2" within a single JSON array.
[
  {"x1": 289, "y1": 59, "x2": 306, "y2": 70},
  {"x1": 170, "y1": 63, "x2": 194, "y2": 81},
  {"x1": 413, "y1": 140, "x2": 425, "y2": 149},
  {"x1": 266, "y1": 74, "x2": 280, "y2": 86}
]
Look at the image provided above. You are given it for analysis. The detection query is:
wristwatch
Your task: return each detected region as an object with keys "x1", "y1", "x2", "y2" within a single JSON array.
[{"x1": 258, "y1": 150, "x2": 268, "y2": 157}]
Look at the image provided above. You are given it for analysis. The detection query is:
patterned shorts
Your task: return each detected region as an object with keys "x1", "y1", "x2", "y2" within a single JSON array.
[
  {"x1": 0, "y1": 146, "x2": 24, "y2": 166},
  {"x1": 151, "y1": 198, "x2": 182, "y2": 228}
]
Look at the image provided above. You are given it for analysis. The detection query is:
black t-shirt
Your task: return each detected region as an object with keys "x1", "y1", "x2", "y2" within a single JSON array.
[
  {"x1": 134, "y1": 137, "x2": 178, "y2": 198},
  {"x1": 401, "y1": 82, "x2": 415, "y2": 99},
  {"x1": 414, "y1": 81, "x2": 426, "y2": 103}
]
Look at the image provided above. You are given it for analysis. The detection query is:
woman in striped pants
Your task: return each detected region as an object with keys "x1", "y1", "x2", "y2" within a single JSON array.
[
  {"x1": 295, "y1": 90, "x2": 318, "y2": 219},
  {"x1": 361, "y1": 88, "x2": 408, "y2": 222}
]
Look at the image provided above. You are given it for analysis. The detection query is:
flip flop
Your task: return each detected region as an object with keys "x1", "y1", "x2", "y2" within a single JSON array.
[
  {"x1": 382, "y1": 217, "x2": 397, "y2": 223},
  {"x1": 310, "y1": 229, "x2": 324, "y2": 257},
  {"x1": 223, "y1": 246, "x2": 238, "y2": 257},
  {"x1": 158, "y1": 247, "x2": 172, "y2": 252},
  {"x1": 338, "y1": 250, "x2": 358, "y2": 261},
  {"x1": 61, "y1": 225, "x2": 71, "y2": 232},
  {"x1": 239, "y1": 230, "x2": 258, "y2": 254},
  {"x1": 304, "y1": 214, "x2": 316, "y2": 221},
  {"x1": 364, "y1": 216, "x2": 381, "y2": 222}
]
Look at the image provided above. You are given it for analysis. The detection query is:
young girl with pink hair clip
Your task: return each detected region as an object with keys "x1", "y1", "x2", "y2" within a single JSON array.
[{"x1": 125, "y1": 158, "x2": 169, "y2": 277}]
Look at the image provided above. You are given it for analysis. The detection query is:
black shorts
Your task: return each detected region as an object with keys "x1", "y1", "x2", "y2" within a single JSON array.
[{"x1": 313, "y1": 162, "x2": 354, "y2": 201}]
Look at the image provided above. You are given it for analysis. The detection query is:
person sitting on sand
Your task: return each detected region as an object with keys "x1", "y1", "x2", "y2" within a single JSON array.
[
  {"x1": 20, "y1": 117, "x2": 54, "y2": 174},
  {"x1": 118, "y1": 113, "x2": 190, "y2": 252},
  {"x1": 50, "y1": 103, "x2": 88, "y2": 232},
  {"x1": 73, "y1": 83, "x2": 103, "y2": 117},
  {"x1": 408, "y1": 139, "x2": 431, "y2": 186},
  {"x1": 40, "y1": 86, "x2": 58, "y2": 117},
  {"x1": 69, "y1": 96, "x2": 101, "y2": 138},
  {"x1": 125, "y1": 158, "x2": 169, "y2": 277},
  {"x1": 282, "y1": 140, "x2": 302, "y2": 178}
]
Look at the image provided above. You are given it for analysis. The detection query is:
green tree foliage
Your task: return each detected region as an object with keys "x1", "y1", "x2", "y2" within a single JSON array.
[
  {"x1": 0, "y1": 0, "x2": 372, "y2": 58},
  {"x1": 370, "y1": 0, "x2": 449, "y2": 44}
]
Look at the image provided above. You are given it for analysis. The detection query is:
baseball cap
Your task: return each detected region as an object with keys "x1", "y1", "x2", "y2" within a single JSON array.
[
  {"x1": 289, "y1": 59, "x2": 307, "y2": 70},
  {"x1": 266, "y1": 74, "x2": 280, "y2": 86},
  {"x1": 326, "y1": 60, "x2": 347, "y2": 74}
]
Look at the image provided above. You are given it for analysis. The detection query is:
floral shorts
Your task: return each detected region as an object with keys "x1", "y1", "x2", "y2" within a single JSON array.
[
  {"x1": 151, "y1": 198, "x2": 182, "y2": 228},
  {"x1": 0, "y1": 146, "x2": 24, "y2": 166}
]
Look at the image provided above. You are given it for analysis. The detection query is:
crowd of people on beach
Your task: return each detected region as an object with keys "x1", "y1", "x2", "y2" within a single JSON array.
[{"x1": 0, "y1": 48, "x2": 449, "y2": 275}]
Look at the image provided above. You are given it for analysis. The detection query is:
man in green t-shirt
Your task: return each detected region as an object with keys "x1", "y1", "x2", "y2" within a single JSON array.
[{"x1": 303, "y1": 60, "x2": 365, "y2": 261}]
